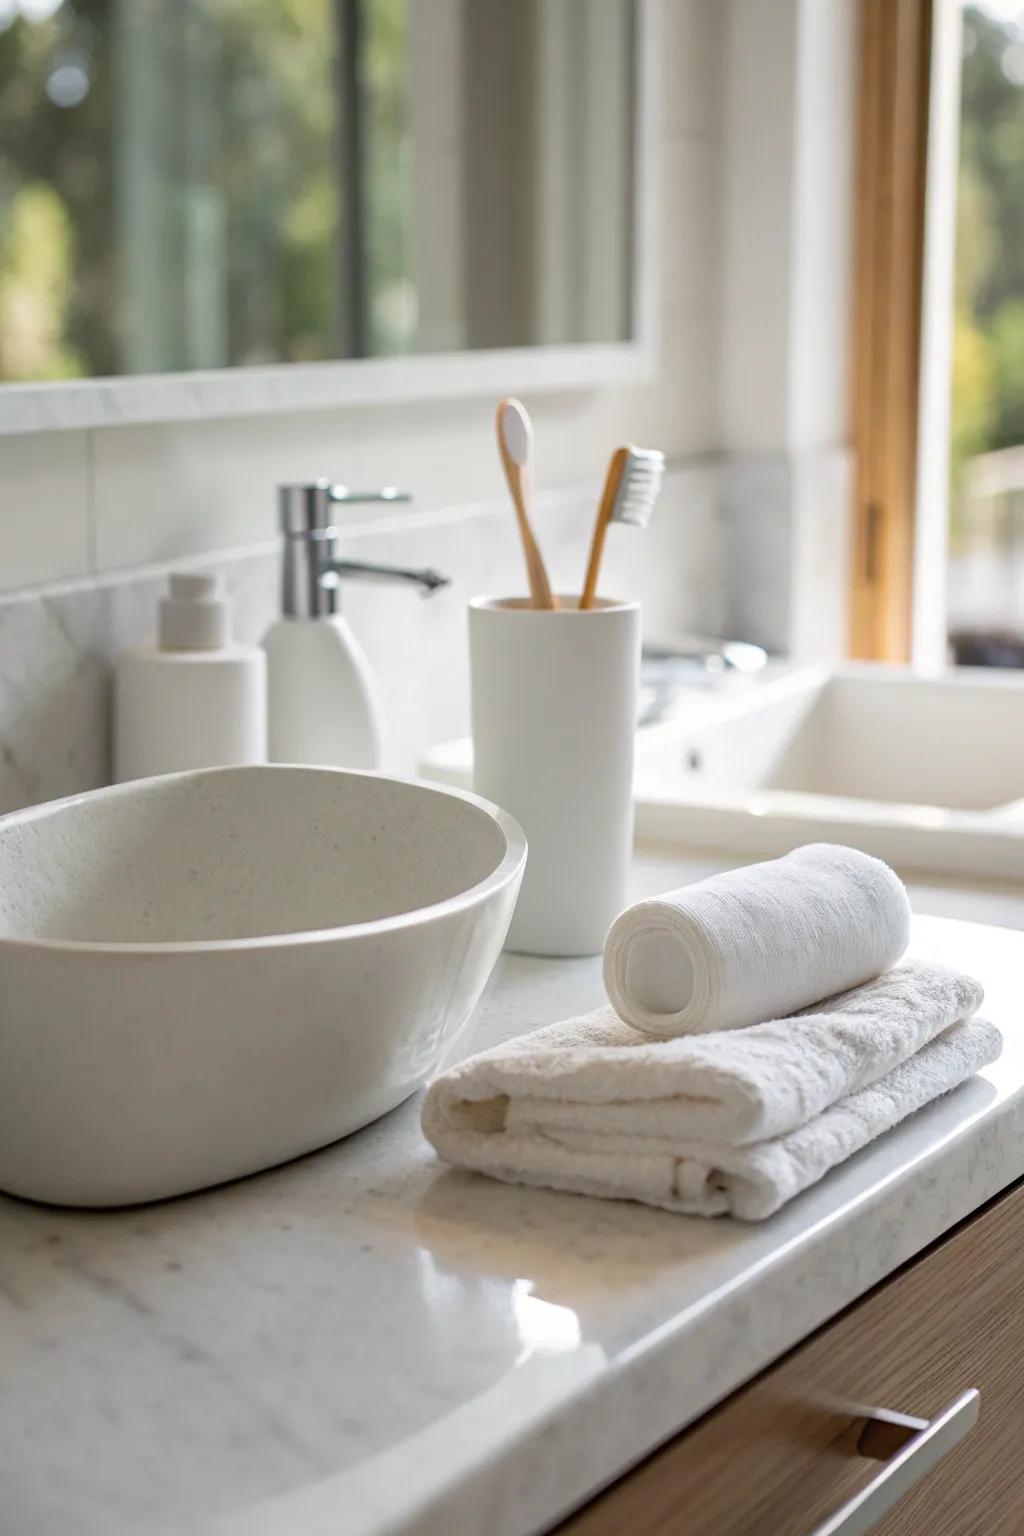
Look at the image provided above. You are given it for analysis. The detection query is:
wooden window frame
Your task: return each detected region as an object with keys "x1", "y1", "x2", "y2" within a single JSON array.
[{"x1": 849, "y1": 0, "x2": 934, "y2": 661}]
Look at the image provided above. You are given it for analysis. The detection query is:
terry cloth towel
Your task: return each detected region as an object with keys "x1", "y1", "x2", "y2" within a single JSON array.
[
  {"x1": 420, "y1": 970, "x2": 1001, "y2": 1220},
  {"x1": 603, "y1": 843, "x2": 911, "y2": 1038},
  {"x1": 429, "y1": 960, "x2": 983, "y2": 1148}
]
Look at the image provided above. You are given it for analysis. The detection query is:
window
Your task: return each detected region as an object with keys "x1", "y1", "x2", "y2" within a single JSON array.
[
  {"x1": 947, "y1": 0, "x2": 1024, "y2": 665},
  {"x1": 851, "y1": 0, "x2": 1024, "y2": 667}
]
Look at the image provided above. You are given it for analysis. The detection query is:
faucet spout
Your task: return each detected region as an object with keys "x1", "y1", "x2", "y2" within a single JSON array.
[{"x1": 325, "y1": 559, "x2": 450, "y2": 596}]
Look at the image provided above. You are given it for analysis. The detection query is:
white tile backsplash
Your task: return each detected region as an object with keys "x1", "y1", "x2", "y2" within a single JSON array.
[
  {"x1": 90, "y1": 410, "x2": 366, "y2": 571},
  {"x1": 89, "y1": 393, "x2": 549, "y2": 574},
  {"x1": 0, "y1": 432, "x2": 92, "y2": 593},
  {"x1": 719, "y1": 447, "x2": 852, "y2": 657},
  {"x1": 720, "y1": 454, "x2": 793, "y2": 651}
]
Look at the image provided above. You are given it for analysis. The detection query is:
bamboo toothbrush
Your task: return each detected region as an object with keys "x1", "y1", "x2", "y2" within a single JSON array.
[
  {"x1": 579, "y1": 446, "x2": 665, "y2": 609},
  {"x1": 496, "y1": 397, "x2": 556, "y2": 610}
]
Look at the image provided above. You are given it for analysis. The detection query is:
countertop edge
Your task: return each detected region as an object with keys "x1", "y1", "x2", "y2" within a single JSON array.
[{"x1": 417, "y1": 1100, "x2": 1024, "y2": 1536}]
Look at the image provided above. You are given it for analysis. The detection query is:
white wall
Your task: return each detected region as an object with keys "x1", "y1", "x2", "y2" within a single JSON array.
[
  {"x1": 718, "y1": 0, "x2": 857, "y2": 659},
  {"x1": 720, "y1": 0, "x2": 856, "y2": 455},
  {"x1": 0, "y1": 1, "x2": 725, "y2": 592}
]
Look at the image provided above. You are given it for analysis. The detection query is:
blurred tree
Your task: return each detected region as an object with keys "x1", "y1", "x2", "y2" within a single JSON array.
[
  {"x1": 0, "y1": 0, "x2": 389, "y2": 378},
  {"x1": 951, "y1": 157, "x2": 997, "y2": 494},
  {"x1": 989, "y1": 297, "x2": 1024, "y2": 448},
  {"x1": 952, "y1": 313, "x2": 996, "y2": 464},
  {"x1": 951, "y1": 4, "x2": 1024, "y2": 477},
  {"x1": 0, "y1": 1, "x2": 116, "y2": 377},
  {"x1": 0, "y1": 183, "x2": 82, "y2": 378}
]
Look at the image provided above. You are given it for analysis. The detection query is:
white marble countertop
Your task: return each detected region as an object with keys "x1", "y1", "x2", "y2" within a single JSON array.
[{"x1": 3, "y1": 854, "x2": 1024, "y2": 1536}]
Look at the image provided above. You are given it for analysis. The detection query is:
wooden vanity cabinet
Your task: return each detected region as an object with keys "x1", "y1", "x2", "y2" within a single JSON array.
[{"x1": 558, "y1": 1181, "x2": 1024, "y2": 1536}]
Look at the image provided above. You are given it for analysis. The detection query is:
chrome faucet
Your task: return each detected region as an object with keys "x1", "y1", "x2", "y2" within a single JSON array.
[{"x1": 277, "y1": 480, "x2": 449, "y2": 618}]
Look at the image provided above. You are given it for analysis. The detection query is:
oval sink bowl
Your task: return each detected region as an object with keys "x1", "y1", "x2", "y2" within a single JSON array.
[{"x1": 0, "y1": 765, "x2": 525, "y2": 1207}]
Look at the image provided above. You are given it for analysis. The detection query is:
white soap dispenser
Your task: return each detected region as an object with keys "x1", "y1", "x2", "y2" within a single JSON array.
[
  {"x1": 114, "y1": 571, "x2": 267, "y2": 782},
  {"x1": 264, "y1": 480, "x2": 448, "y2": 769}
]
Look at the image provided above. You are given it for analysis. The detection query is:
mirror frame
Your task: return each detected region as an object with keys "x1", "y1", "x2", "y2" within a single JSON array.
[{"x1": 0, "y1": 0, "x2": 659, "y2": 436}]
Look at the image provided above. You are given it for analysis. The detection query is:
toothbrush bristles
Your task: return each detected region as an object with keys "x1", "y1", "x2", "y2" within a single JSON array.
[{"x1": 611, "y1": 447, "x2": 665, "y2": 527}]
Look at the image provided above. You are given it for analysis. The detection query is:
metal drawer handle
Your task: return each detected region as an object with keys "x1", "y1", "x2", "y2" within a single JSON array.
[{"x1": 809, "y1": 1389, "x2": 980, "y2": 1536}]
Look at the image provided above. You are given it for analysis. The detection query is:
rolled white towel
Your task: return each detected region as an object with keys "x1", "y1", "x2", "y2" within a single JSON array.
[{"x1": 603, "y1": 843, "x2": 911, "y2": 1038}]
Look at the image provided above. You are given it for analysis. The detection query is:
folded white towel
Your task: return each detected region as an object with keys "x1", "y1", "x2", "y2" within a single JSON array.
[
  {"x1": 423, "y1": 960, "x2": 981, "y2": 1147},
  {"x1": 603, "y1": 843, "x2": 911, "y2": 1038},
  {"x1": 421, "y1": 968, "x2": 1000, "y2": 1220}
]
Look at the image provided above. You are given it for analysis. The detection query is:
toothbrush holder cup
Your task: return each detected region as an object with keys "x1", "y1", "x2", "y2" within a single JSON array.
[{"x1": 469, "y1": 595, "x2": 640, "y2": 956}]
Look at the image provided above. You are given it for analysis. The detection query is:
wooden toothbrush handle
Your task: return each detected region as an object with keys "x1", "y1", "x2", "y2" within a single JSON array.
[
  {"x1": 580, "y1": 448, "x2": 628, "y2": 609},
  {"x1": 518, "y1": 498, "x2": 557, "y2": 610},
  {"x1": 500, "y1": 450, "x2": 556, "y2": 610}
]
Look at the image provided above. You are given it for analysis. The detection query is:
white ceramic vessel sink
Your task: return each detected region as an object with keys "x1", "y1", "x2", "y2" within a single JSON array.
[
  {"x1": 424, "y1": 665, "x2": 1024, "y2": 880},
  {"x1": 0, "y1": 765, "x2": 525, "y2": 1207}
]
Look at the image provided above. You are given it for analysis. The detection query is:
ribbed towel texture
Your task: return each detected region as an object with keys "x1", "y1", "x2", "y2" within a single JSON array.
[
  {"x1": 603, "y1": 844, "x2": 911, "y2": 1038},
  {"x1": 422, "y1": 845, "x2": 1001, "y2": 1220},
  {"x1": 420, "y1": 970, "x2": 1000, "y2": 1220}
]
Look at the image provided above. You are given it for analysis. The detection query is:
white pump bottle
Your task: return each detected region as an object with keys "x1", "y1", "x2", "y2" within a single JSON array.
[
  {"x1": 263, "y1": 481, "x2": 448, "y2": 769},
  {"x1": 114, "y1": 571, "x2": 267, "y2": 782}
]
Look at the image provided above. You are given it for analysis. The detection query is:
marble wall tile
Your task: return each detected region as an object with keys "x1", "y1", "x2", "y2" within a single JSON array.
[{"x1": 0, "y1": 585, "x2": 111, "y2": 809}]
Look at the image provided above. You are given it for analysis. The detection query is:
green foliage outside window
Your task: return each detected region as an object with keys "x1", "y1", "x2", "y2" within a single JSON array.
[{"x1": 952, "y1": 7, "x2": 1024, "y2": 496}]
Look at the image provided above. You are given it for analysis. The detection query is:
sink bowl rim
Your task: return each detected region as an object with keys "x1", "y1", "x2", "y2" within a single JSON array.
[{"x1": 0, "y1": 763, "x2": 528, "y2": 957}]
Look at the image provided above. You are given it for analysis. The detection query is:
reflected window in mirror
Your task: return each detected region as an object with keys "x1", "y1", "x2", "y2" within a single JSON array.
[{"x1": 0, "y1": 0, "x2": 637, "y2": 382}]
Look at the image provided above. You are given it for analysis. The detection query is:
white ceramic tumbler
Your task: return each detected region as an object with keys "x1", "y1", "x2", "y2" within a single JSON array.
[{"x1": 469, "y1": 595, "x2": 640, "y2": 956}]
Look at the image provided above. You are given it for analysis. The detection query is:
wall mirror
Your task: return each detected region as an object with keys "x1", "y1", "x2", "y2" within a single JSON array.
[{"x1": 0, "y1": 0, "x2": 655, "y2": 431}]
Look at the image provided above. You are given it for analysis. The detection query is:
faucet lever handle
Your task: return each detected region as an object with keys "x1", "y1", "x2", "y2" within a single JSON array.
[{"x1": 327, "y1": 485, "x2": 412, "y2": 507}]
